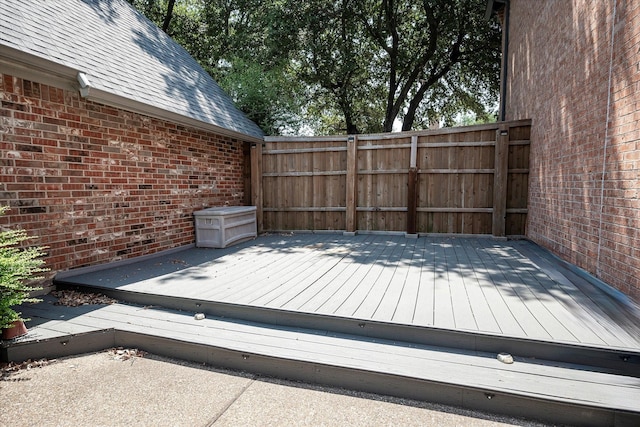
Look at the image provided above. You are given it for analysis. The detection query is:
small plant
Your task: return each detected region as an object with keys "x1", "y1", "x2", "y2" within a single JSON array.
[{"x1": 0, "y1": 206, "x2": 47, "y2": 330}]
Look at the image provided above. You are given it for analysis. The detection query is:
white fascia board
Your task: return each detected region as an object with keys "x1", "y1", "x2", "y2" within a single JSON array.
[{"x1": 0, "y1": 45, "x2": 79, "y2": 91}]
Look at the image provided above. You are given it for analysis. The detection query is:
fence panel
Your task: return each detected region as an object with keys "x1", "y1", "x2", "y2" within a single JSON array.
[
  {"x1": 506, "y1": 123, "x2": 531, "y2": 235},
  {"x1": 357, "y1": 134, "x2": 411, "y2": 232},
  {"x1": 257, "y1": 120, "x2": 530, "y2": 236},
  {"x1": 261, "y1": 138, "x2": 348, "y2": 231}
]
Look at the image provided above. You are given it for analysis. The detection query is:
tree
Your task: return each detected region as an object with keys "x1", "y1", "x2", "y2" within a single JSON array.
[
  {"x1": 291, "y1": 0, "x2": 381, "y2": 134},
  {"x1": 162, "y1": 0, "x2": 176, "y2": 31},
  {"x1": 129, "y1": 0, "x2": 500, "y2": 135},
  {"x1": 354, "y1": 0, "x2": 500, "y2": 131},
  {"x1": 127, "y1": 0, "x2": 305, "y2": 134},
  {"x1": 218, "y1": 57, "x2": 305, "y2": 135},
  {"x1": 127, "y1": 0, "x2": 167, "y2": 26}
]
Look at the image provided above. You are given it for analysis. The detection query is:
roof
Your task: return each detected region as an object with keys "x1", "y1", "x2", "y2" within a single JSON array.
[{"x1": 0, "y1": 0, "x2": 264, "y2": 140}]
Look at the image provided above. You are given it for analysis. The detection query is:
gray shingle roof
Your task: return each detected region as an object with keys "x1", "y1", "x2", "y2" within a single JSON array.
[{"x1": 0, "y1": 0, "x2": 264, "y2": 139}]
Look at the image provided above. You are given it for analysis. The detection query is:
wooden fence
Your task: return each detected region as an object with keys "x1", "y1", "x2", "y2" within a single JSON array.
[{"x1": 251, "y1": 120, "x2": 530, "y2": 236}]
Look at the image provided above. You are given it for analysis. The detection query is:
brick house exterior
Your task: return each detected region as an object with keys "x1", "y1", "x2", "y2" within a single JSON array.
[
  {"x1": 493, "y1": 0, "x2": 640, "y2": 302},
  {"x1": 0, "y1": 1, "x2": 263, "y2": 283}
]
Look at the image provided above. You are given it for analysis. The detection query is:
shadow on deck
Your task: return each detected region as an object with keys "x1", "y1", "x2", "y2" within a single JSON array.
[{"x1": 3, "y1": 234, "x2": 640, "y2": 426}]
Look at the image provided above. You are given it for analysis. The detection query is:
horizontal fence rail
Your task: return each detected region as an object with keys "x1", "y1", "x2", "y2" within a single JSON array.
[{"x1": 252, "y1": 120, "x2": 531, "y2": 236}]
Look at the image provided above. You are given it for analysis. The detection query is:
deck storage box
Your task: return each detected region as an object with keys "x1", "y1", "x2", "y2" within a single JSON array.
[{"x1": 193, "y1": 206, "x2": 257, "y2": 248}]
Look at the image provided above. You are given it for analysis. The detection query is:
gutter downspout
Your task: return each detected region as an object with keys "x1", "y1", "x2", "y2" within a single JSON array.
[{"x1": 77, "y1": 71, "x2": 91, "y2": 98}]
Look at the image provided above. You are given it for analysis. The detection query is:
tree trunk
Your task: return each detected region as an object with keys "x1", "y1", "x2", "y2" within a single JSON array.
[{"x1": 162, "y1": 0, "x2": 176, "y2": 33}]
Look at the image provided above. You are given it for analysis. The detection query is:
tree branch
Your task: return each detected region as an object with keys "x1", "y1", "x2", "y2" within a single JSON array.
[{"x1": 161, "y1": 0, "x2": 176, "y2": 33}]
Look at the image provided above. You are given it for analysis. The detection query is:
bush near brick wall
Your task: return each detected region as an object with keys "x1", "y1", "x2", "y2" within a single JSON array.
[
  {"x1": 0, "y1": 73, "x2": 249, "y2": 281},
  {"x1": 506, "y1": 0, "x2": 640, "y2": 302}
]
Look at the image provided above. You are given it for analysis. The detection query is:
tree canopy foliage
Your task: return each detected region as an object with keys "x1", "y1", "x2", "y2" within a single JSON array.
[{"x1": 128, "y1": 0, "x2": 501, "y2": 135}]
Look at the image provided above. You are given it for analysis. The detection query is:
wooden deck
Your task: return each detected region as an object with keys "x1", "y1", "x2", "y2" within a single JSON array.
[
  {"x1": 5, "y1": 233, "x2": 640, "y2": 425},
  {"x1": 55, "y1": 233, "x2": 640, "y2": 350}
]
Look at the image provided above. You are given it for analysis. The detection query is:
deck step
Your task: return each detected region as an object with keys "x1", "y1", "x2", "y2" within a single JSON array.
[
  {"x1": 3, "y1": 299, "x2": 640, "y2": 427},
  {"x1": 54, "y1": 280, "x2": 640, "y2": 376}
]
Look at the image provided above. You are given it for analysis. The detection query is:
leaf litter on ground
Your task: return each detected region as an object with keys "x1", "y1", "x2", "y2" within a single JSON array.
[
  {"x1": 51, "y1": 290, "x2": 117, "y2": 306},
  {"x1": 1, "y1": 358, "x2": 56, "y2": 380},
  {"x1": 108, "y1": 347, "x2": 147, "y2": 361}
]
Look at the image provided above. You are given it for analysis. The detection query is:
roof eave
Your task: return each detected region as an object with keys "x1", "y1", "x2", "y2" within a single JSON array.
[
  {"x1": 0, "y1": 46, "x2": 263, "y2": 143},
  {"x1": 85, "y1": 87, "x2": 264, "y2": 143},
  {"x1": 0, "y1": 45, "x2": 79, "y2": 91}
]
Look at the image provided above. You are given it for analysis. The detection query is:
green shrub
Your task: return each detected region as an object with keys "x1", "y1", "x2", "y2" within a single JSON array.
[{"x1": 0, "y1": 206, "x2": 47, "y2": 330}]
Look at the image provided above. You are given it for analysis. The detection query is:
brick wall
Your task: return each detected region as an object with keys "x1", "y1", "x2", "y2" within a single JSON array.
[
  {"x1": 505, "y1": 0, "x2": 640, "y2": 301},
  {"x1": 1, "y1": 73, "x2": 249, "y2": 282}
]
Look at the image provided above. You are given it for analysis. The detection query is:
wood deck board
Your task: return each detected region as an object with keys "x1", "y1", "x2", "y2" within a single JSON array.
[
  {"x1": 189, "y1": 235, "x2": 320, "y2": 296},
  {"x1": 473, "y1": 241, "x2": 553, "y2": 340},
  {"x1": 451, "y1": 242, "x2": 501, "y2": 333},
  {"x1": 23, "y1": 302, "x2": 637, "y2": 391},
  {"x1": 487, "y1": 245, "x2": 581, "y2": 343},
  {"x1": 390, "y1": 237, "x2": 427, "y2": 324},
  {"x1": 190, "y1": 242, "x2": 278, "y2": 278},
  {"x1": 233, "y1": 246, "x2": 338, "y2": 304},
  {"x1": 18, "y1": 302, "x2": 640, "y2": 412},
  {"x1": 54, "y1": 234, "x2": 640, "y2": 351},
  {"x1": 19, "y1": 232, "x2": 640, "y2": 426},
  {"x1": 343, "y1": 239, "x2": 408, "y2": 319},
  {"x1": 459, "y1": 240, "x2": 526, "y2": 336},
  {"x1": 312, "y1": 236, "x2": 395, "y2": 314},
  {"x1": 510, "y1": 241, "x2": 640, "y2": 348},
  {"x1": 496, "y1": 248, "x2": 612, "y2": 346},
  {"x1": 16, "y1": 302, "x2": 634, "y2": 390},
  {"x1": 290, "y1": 247, "x2": 372, "y2": 312},
  {"x1": 250, "y1": 238, "x2": 362, "y2": 308},
  {"x1": 432, "y1": 241, "x2": 456, "y2": 329},
  {"x1": 370, "y1": 239, "x2": 422, "y2": 322},
  {"x1": 10, "y1": 318, "x2": 100, "y2": 341},
  {"x1": 499, "y1": 241, "x2": 638, "y2": 347},
  {"x1": 412, "y1": 243, "x2": 437, "y2": 326},
  {"x1": 105, "y1": 304, "x2": 635, "y2": 388},
  {"x1": 190, "y1": 248, "x2": 290, "y2": 294},
  {"x1": 202, "y1": 235, "x2": 332, "y2": 301},
  {"x1": 284, "y1": 237, "x2": 377, "y2": 311},
  {"x1": 260, "y1": 252, "x2": 350, "y2": 308},
  {"x1": 445, "y1": 242, "x2": 479, "y2": 331}
]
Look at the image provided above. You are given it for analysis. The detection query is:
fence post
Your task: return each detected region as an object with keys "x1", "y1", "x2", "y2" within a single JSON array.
[
  {"x1": 345, "y1": 135, "x2": 358, "y2": 234},
  {"x1": 407, "y1": 135, "x2": 418, "y2": 235},
  {"x1": 251, "y1": 142, "x2": 263, "y2": 233},
  {"x1": 492, "y1": 124, "x2": 510, "y2": 237}
]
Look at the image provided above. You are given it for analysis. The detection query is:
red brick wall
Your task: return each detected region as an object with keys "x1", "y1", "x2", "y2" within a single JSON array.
[
  {"x1": 1, "y1": 73, "x2": 249, "y2": 281},
  {"x1": 505, "y1": 0, "x2": 640, "y2": 301}
]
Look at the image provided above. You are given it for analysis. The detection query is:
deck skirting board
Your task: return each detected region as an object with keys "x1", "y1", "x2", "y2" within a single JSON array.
[
  {"x1": 51, "y1": 282, "x2": 640, "y2": 376},
  {"x1": 115, "y1": 331, "x2": 631, "y2": 427},
  {"x1": 3, "y1": 323, "x2": 637, "y2": 427},
  {"x1": 1, "y1": 329, "x2": 116, "y2": 362}
]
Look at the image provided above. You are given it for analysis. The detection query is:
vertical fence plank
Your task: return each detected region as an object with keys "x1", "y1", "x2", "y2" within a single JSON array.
[
  {"x1": 345, "y1": 135, "x2": 357, "y2": 233},
  {"x1": 407, "y1": 135, "x2": 418, "y2": 235},
  {"x1": 492, "y1": 124, "x2": 510, "y2": 237},
  {"x1": 251, "y1": 142, "x2": 263, "y2": 233}
]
